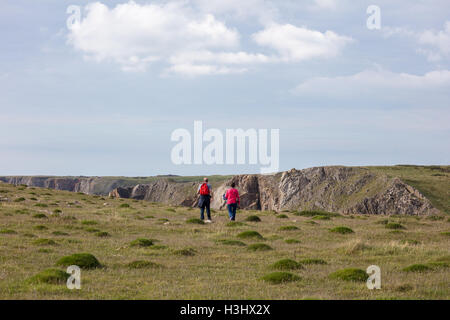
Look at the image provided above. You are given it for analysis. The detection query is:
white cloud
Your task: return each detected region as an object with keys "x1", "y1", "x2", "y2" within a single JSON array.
[
  {"x1": 312, "y1": 0, "x2": 338, "y2": 10},
  {"x1": 418, "y1": 21, "x2": 450, "y2": 61},
  {"x1": 193, "y1": 0, "x2": 277, "y2": 23},
  {"x1": 67, "y1": 1, "x2": 353, "y2": 75},
  {"x1": 166, "y1": 64, "x2": 247, "y2": 76},
  {"x1": 169, "y1": 50, "x2": 271, "y2": 65},
  {"x1": 293, "y1": 68, "x2": 450, "y2": 96},
  {"x1": 252, "y1": 23, "x2": 353, "y2": 62},
  {"x1": 68, "y1": 1, "x2": 240, "y2": 72},
  {"x1": 383, "y1": 21, "x2": 450, "y2": 62}
]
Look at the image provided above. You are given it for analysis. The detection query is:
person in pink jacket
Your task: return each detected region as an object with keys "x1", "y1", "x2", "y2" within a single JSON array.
[{"x1": 225, "y1": 182, "x2": 240, "y2": 221}]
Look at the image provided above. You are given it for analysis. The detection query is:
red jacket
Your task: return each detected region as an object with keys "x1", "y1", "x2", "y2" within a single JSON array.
[{"x1": 225, "y1": 188, "x2": 240, "y2": 205}]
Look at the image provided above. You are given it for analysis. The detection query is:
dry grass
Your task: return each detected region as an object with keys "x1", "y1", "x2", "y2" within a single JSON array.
[{"x1": 0, "y1": 182, "x2": 448, "y2": 299}]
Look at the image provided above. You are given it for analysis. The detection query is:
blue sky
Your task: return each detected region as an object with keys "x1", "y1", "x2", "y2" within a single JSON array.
[{"x1": 1, "y1": 0, "x2": 449, "y2": 176}]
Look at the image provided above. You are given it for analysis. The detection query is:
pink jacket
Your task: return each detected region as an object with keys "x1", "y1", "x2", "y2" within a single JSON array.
[{"x1": 225, "y1": 188, "x2": 240, "y2": 205}]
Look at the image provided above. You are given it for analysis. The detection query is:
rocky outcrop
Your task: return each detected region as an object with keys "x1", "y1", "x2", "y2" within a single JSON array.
[
  {"x1": 1, "y1": 166, "x2": 437, "y2": 215},
  {"x1": 349, "y1": 178, "x2": 434, "y2": 215},
  {"x1": 0, "y1": 176, "x2": 99, "y2": 194},
  {"x1": 207, "y1": 167, "x2": 435, "y2": 215}
]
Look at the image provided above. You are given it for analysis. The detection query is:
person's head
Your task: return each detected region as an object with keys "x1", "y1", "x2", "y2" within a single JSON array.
[
  {"x1": 231, "y1": 182, "x2": 235, "y2": 188},
  {"x1": 203, "y1": 177, "x2": 208, "y2": 183}
]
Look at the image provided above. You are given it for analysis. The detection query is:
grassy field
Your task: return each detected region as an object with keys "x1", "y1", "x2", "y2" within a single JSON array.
[{"x1": 0, "y1": 181, "x2": 449, "y2": 300}]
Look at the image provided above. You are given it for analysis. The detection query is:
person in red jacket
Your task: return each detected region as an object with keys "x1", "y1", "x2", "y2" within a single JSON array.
[
  {"x1": 225, "y1": 182, "x2": 240, "y2": 221},
  {"x1": 197, "y1": 177, "x2": 212, "y2": 223}
]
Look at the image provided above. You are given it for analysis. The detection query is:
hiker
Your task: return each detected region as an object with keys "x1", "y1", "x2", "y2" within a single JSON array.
[
  {"x1": 197, "y1": 177, "x2": 212, "y2": 223},
  {"x1": 224, "y1": 182, "x2": 240, "y2": 221}
]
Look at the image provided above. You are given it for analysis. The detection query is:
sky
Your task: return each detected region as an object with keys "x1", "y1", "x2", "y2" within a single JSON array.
[{"x1": 1, "y1": 0, "x2": 449, "y2": 176}]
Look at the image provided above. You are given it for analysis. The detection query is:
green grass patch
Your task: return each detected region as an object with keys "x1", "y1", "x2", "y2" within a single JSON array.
[
  {"x1": 270, "y1": 259, "x2": 303, "y2": 270},
  {"x1": 285, "y1": 239, "x2": 301, "y2": 244},
  {"x1": 130, "y1": 238, "x2": 153, "y2": 247},
  {"x1": 186, "y1": 218, "x2": 205, "y2": 225},
  {"x1": 95, "y1": 231, "x2": 110, "y2": 237},
  {"x1": 226, "y1": 221, "x2": 246, "y2": 227},
  {"x1": 294, "y1": 210, "x2": 340, "y2": 218},
  {"x1": 216, "y1": 239, "x2": 246, "y2": 246},
  {"x1": 277, "y1": 214, "x2": 289, "y2": 219},
  {"x1": 261, "y1": 272, "x2": 300, "y2": 284},
  {"x1": 245, "y1": 215, "x2": 261, "y2": 222},
  {"x1": 237, "y1": 231, "x2": 263, "y2": 240},
  {"x1": 27, "y1": 268, "x2": 69, "y2": 284},
  {"x1": 34, "y1": 238, "x2": 57, "y2": 246},
  {"x1": 279, "y1": 225, "x2": 299, "y2": 231},
  {"x1": 0, "y1": 229, "x2": 17, "y2": 234},
  {"x1": 52, "y1": 231, "x2": 69, "y2": 236},
  {"x1": 330, "y1": 226, "x2": 354, "y2": 234},
  {"x1": 247, "y1": 243, "x2": 272, "y2": 251},
  {"x1": 32, "y1": 213, "x2": 47, "y2": 219},
  {"x1": 56, "y1": 253, "x2": 101, "y2": 269},
  {"x1": 119, "y1": 203, "x2": 130, "y2": 208},
  {"x1": 402, "y1": 264, "x2": 432, "y2": 273},
  {"x1": 312, "y1": 215, "x2": 331, "y2": 220},
  {"x1": 33, "y1": 225, "x2": 48, "y2": 230},
  {"x1": 329, "y1": 268, "x2": 368, "y2": 282}
]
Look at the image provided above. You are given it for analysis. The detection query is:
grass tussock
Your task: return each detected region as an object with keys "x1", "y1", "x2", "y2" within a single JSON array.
[
  {"x1": 247, "y1": 243, "x2": 272, "y2": 251},
  {"x1": 237, "y1": 231, "x2": 263, "y2": 240},
  {"x1": 329, "y1": 268, "x2": 368, "y2": 282},
  {"x1": 261, "y1": 272, "x2": 301, "y2": 284},
  {"x1": 0, "y1": 229, "x2": 17, "y2": 234},
  {"x1": 34, "y1": 238, "x2": 57, "y2": 246},
  {"x1": 279, "y1": 225, "x2": 299, "y2": 231},
  {"x1": 402, "y1": 264, "x2": 432, "y2": 273},
  {"x1": 27, "y1": 269, "x2": 69, "y2": 285},
  {"x1": 56, "y1": 253, "x2": 101, "y2": 269},
  {"x1": 216, "y1": 239, "x2": 246, "y2": 246},
  {"x1": 270, "y1": 259, "x2": 303, "y2": 271},
  {"x1": 294, "y1": 210, "x2": 340, "y2": 218},
  {"x1": 130, "y1": 238, "x2": 153, "y2": 247},
  {"x1": 245, "y1": 215, "x2": 262, "y2": 222},
  {"x1": 226, "y1": 221, "x2": 246, "y2": 227},
  {"x1": 330, "y1": 226, "x2": 354, "y2": 234}
]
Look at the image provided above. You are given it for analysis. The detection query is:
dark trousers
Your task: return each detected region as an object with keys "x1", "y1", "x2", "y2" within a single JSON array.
[
  {"x1": 227, "y1": 203, "x2": 237, "y2": 221},
  {"x1": 199, "y1": 195, "x2": 211, "y2": 220}
]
